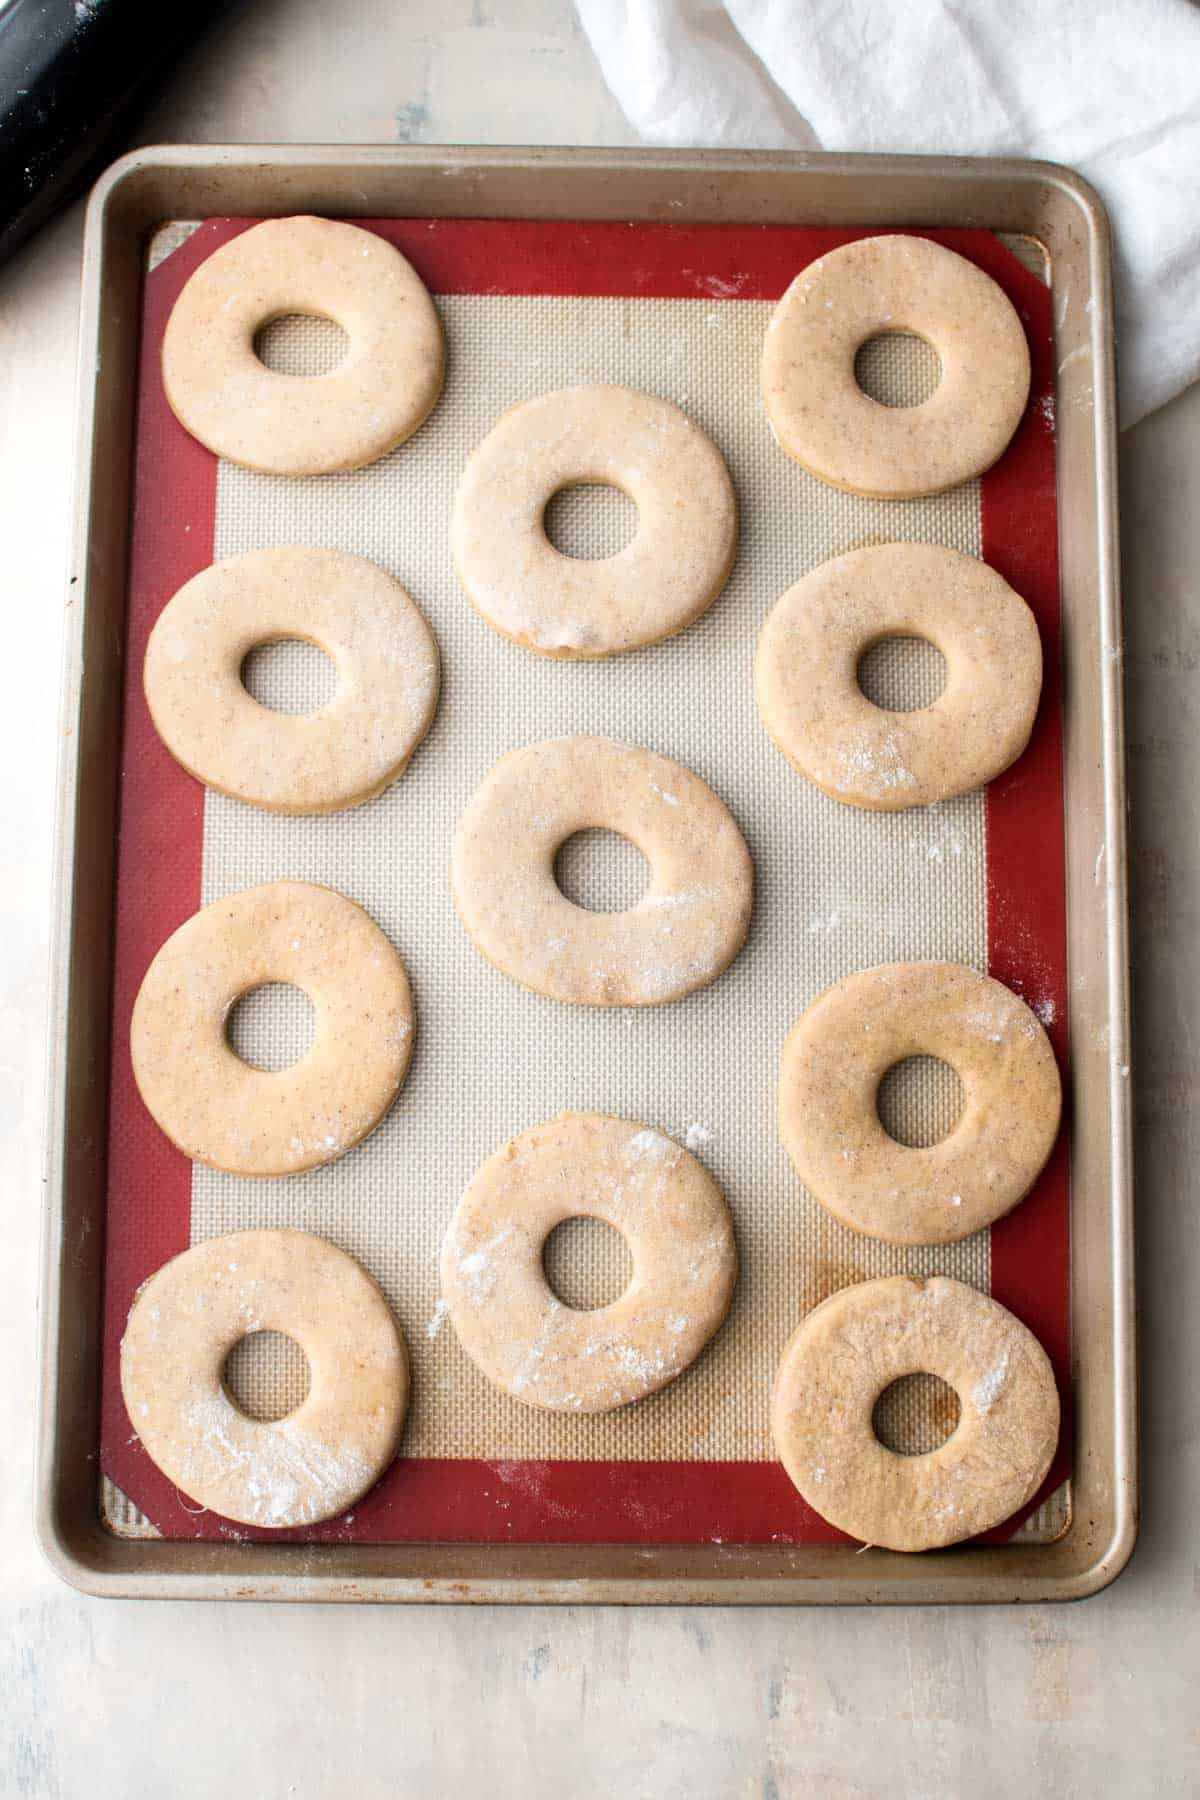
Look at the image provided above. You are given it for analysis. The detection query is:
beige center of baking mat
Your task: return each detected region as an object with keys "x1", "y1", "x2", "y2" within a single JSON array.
[{"x1": 187, "y1": 285, "x2": 995, "y2": 1470}]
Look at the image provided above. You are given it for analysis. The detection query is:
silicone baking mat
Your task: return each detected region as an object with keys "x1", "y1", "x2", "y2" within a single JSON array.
[{"x1": 99, "y1": 217, "x2": 1069, "y2": 1547}]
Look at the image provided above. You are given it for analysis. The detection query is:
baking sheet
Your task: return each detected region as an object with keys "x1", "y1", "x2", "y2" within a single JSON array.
[{"x1": 98, "y1": 215, "x2": 1070, "y2": 1548}]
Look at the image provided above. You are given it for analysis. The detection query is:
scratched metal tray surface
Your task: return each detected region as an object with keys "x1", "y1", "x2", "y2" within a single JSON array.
[{"x1": 38, "y1": 146, "x2": 1134, "y2": 1603}]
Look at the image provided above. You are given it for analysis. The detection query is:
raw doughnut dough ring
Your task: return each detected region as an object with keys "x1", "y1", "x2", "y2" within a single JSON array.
[
  {"x1": 162, "y1": 216, "x2": 444, "y2": 475},
  {"x1": 121, "y1": 1228, "x2": 408, "y2": 1528},
  {"x1": 755, "y1": 543, "x2": 1043, "y2": 810},
  {"x1": 440, "y1": 1113, "x2": 737, "y2": 1413},
  {"x1": 131, "y1": 880, "x2": 415, "y2": 1178},
  {"x1": 772, "y1": 1275, "x2": 1060, "y2": 1551},
  {"x1": 144, "y1": 546, "x2": 440, "y2": 814},
  {"x1": 779, "y1": 962, "x2": 1061, "y2": 1246},
  {"x1": 761, "y1": 234, "x2": 1031, "y2": 498},
  {"x1": 451, "y1": 385, "x2": 738, "y2": 657},
  {"x1": 451, "y1": 735, "x2": 753, "y2": 1006}
]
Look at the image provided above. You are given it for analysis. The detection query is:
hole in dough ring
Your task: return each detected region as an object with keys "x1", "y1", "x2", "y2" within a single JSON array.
[
  {"x1": 162, "y1": 216, "x2": 445, "y2": 475},
  {"x1": 451, "y1": 385, "x2": 738, "y2": 657},
  {"x1": 440, "y1": 1113, "x2": 737, "y2": 1413},
  {"x1": 451, "y1": 736, "x2": 754, "y2": 1007},
  {"x1": 779, "y1": 962, "x2": 1061, "y2": 1246},
  {"x1": 130, "y1": 881, "x2": 415, "y2": 1178},
  {"x1": 761, "y1": 235, "x2": 1031, "y2": 498},
  {"x1": 144, "y1": 546, "x2": 440, "y2": 814},
  {"x1": 120, "y1": 1228, "x2": 408, "y2": 1528},
  {"x1": 772, "y1": 1275, "x2": 1060, "y2": 1552},
  {"x1": 755, "y1": 543, "x2": 1042, "y2": 810}
]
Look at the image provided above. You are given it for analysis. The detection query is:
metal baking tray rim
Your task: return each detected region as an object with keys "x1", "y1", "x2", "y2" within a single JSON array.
[{"x1": 37, "y1": 143, "x2": 1135, "y2": 1603}]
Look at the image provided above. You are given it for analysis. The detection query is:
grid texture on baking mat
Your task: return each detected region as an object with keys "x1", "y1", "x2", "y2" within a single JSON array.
[
  {"x1": 100, "y1": 218, "x2": 1069, "y2": 1546},
  {"x1": 193, "y1": 288, "x2": 990, "y2": 1464}
]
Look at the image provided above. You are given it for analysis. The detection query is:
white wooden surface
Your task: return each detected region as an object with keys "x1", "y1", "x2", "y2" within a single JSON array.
[{"x1": 1, "y1": 3, "x2": 1196, "y2": 1793}]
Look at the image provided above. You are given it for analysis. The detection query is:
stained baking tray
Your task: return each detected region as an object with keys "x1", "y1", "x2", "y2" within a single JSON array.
[{"x1": 38, "y1": 145, "x2": 1133, "y2": 1602}]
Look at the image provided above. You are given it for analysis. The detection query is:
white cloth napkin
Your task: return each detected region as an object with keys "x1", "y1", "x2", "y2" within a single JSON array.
[{"x1": 575, "y1": 0, "x2": 1200, "y2": 423}]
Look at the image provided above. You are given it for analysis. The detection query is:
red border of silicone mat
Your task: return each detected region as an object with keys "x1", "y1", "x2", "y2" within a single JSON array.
[{"x1": 99, "y1": 218, "x2": 1069, "y2": 1547}]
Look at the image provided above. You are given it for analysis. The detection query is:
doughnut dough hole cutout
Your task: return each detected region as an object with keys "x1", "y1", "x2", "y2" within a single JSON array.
[
  {"x1": 131, "y1": 881, "x2": 414, "y2": 1178},
  {"x1": 761, "y1": 234, "x2": 1031, "y2": 498},
  {"x1": 121, "y1": 1229, "x2": 408, "y2": 1529},
  {"x1": 144, "y1": 546, "x2": 440, "y2": 814},
  {"x1": 755, "y1": 543, "x2": 1042, "y2": 810},
  {"x1": 780, "y1": 962, "x2": 1061, "y2": 1246},
  {"x1": 772, "y1": 1275, "x2": 1060, "y2": 1551},
  {"x1": 440, "y1": 1113, "x2": 737, "y2": 1413},
  {"x1": 452, "y1": 736, "x2": 753, "y2": 1006},
  {"x1": 452, "y1": 385, "x2": 738, "y2": 657},
  {"x1": 162, "y1": 216, "x2": 445, "y2": 475}
]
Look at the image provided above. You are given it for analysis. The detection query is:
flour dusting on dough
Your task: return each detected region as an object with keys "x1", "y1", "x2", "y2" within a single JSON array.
[
  {"x1": 972, "y1": 1352, "x2": 1011, "y2": 1415},
  {"x1": 628, "y1": 1128, "x2": 674, "y2": 1162},
  {"x1": 837, "y1": 733, "x2": 915, "y2": 792},
  {"x1": 455, "y1": 1223, "x2": 515, "y2": 1305},
  {"x1": 180, "y1": 1390, "x2": 375, "y2": 1529},
  {"x1": 441, "y1": 1115, "x2": 735, "y2": 1415}
]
